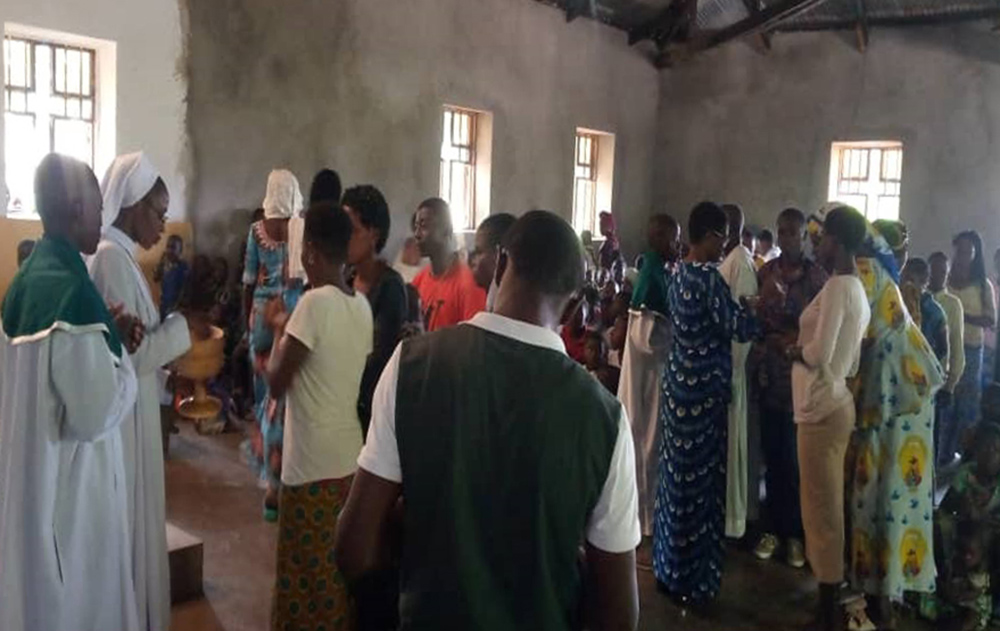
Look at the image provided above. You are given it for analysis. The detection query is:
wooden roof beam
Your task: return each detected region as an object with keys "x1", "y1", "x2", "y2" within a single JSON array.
[
  {"x1": 855, "y1": 0, "x2": 869, "y2": 52},
  {"x1": 628, "y1": 0, "x2": 697, "y2": 46}
]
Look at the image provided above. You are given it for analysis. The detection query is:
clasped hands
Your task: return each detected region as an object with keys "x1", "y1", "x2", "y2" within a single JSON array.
[{"x1": 109, "y1": 304, "x2": 145, "y2": 354}]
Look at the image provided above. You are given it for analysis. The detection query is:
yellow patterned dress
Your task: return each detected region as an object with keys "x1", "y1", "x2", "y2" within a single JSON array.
[{"x1": 848, "y1": 257, "x2": 945, "y2": 600}]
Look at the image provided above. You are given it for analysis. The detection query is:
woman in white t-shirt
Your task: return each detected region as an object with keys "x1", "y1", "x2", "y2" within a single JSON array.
[
  {"x1": 265, "y1": 203, "x2": 373, "y2": 631},
  {"x1": 786, "y1": 206, "x2": 871, "y2": 631}
]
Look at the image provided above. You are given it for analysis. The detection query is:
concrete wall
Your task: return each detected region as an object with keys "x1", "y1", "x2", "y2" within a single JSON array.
[
  {"x1": 0, "y1": 220, "x2": 192, "y2": 302},
  {"x1": 655, "y1": 23, "x2": 1000, "y2": 258},
  {"x1": 0, "y1": 0, "x2": 189, "y2": 220},
  {"x1": 184, "y1": 0, "x2": 659, "y2": 260}
]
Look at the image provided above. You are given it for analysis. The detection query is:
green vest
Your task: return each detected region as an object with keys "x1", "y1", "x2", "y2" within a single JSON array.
[
  {"x1": 2, "y1": 237, "x2": 122, "y2": 357},
  {"x1": 395, "y1": 324, "x2": 621, "y2": 631}
]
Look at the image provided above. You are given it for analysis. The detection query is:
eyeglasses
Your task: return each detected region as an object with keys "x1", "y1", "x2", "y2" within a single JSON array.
[{"x1": 710, "y1": 229, "x2": 727, "y2": 239}]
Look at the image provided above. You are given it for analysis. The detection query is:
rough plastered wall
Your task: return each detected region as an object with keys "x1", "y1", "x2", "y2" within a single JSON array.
[
  {"x1": 655, "y1": 23, "x2": 1000, "y2": 258},
  {"x1": 0, "y1": 0, "x2": 189, "y2": 220},
  {"x1": 184, "y1": 0, "x2": 659, "y2": 259}
]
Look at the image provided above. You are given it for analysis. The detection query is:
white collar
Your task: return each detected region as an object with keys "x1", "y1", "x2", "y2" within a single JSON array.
[
  {"x1": 104, "y1": 226, "x2": 138, "y2": 257},
  {"x1": 465, "y1": 312, "x2": 566, "y2": 355}
]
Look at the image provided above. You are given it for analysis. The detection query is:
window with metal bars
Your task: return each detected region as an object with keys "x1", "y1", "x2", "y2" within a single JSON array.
[
  {"x1": 439, "y1": 107, "x2": 477, "y2": 232},
  {"x1": 573, "y1": 132, "x2": 599, "y2": 234},
  {"x1": 4, "y1": 35, "x2": 96, "y2": 213},
  {"x1": 828, "y1": 141, "x2": 903, "y2": 221}
]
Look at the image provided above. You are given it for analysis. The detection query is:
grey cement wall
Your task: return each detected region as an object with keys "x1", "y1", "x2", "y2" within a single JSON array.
[
  {"x1": 655, "y1": 23, "x2": 1000, "y2": 259},
  {"x1": 185, "y1": 0, "x2": 659, "y2": 260}
]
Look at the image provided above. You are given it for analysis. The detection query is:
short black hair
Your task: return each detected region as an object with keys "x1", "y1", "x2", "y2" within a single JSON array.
[
  {"x1": 778, "y1": 207, "x2": 806, "y2": 226},
  {"x1": 309, "y1": 169, "x2": 342, "y2": 205},
  {"x1": 929, "y1": 251, "x2": 948, "y2": 264},
  {"x1": 585, "y1": 330, "x2": 607, "y2": 353},
  {"x1": 167, "y1": 234, "x2": 183, "y2": 244},
  {"x1": 759, "y1": 229, "x2": 774, "y2": 243},
  {"x1": 342, "y1": 185, "x2": 391, "y2": 253},
  {"x1": 741, "y1": 227, "x2": 755, "y2": 238},
  {"x1": 304, "y1": 202, "x2": 353, "y2": 263},
  {"x1": 504, "y1": 210, "x2": 585, "y2": 298},
  {"x1": 649, "y1": 214, "x2": 678, "y2": 232},
  {"x1": 823, "y1": 205, "x2": 867, "y2": 254},
  {"x1": 478, "y1": 213, "x2": 517, "y2": 250},
  {"x1": 416, "y1": 197, "x2": 452, "y2": 233},
  {"x1": 688, "y1": 201, "x2": 727, "y2": 244},
  {"x1": 903, "y1": 257, "x2": 929, "y2": 278},
  {"x1": 722, "y1": 203, "x2": 744, "y2": 227}
]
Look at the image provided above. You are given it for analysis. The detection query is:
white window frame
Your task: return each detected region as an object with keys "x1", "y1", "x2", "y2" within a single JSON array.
[
  {"x1": 3, "y1": 23, "x2": 116, "y2": 217},
  {"x1": 572, "y1": 128, "x2": 615, "y2": 235},
  {"x1": 439, "y1": 105, "x2": 492, "y2": 233},
  {"x1": 828, "y1": 140, "x2": 903, "y2": 221}
]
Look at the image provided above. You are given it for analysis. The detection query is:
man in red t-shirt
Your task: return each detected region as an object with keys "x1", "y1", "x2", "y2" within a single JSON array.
[{"x1": 412, "y1": 198, "x2": 486, "y2": 331}]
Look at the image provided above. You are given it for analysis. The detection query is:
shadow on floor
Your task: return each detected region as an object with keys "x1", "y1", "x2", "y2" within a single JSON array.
[{"x1": 165, "y1": 423, "x2": 931, "y2": 631}]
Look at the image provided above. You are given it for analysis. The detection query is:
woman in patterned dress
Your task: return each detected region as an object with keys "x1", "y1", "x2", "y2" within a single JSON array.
[
  {"x1": 242, "y1": 170, "x2": 306, "y2": 521},
  {"x1": 834, "y1": 210, "x2": 944, "y2": 628},
  {"x1": 653, "y1": 202, "x2": 758, "y2": 605}
]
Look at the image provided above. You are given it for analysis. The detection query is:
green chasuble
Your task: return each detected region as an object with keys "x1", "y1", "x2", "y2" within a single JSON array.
[
  {"x1": 631, "y1": 250, "x2": 669, "y2": 316},
  {"x1": 2, "y1": 237, "x2": 122, "y2": 358},
  {"x1": 394, "y1": 324, "x2": 621, "y2": 631}
]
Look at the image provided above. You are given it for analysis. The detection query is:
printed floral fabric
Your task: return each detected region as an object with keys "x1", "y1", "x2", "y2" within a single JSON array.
[{"x1": 848, "y1": 256, "x2": 945, "y2": 599}]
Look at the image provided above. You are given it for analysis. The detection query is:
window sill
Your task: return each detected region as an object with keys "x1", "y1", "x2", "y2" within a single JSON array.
[{"x1": 3, "y1": 211, "x2": 41, "y2": 221}]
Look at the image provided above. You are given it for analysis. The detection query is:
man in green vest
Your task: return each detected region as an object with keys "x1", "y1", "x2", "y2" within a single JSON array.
[
  {"x1": 337, "y1": 210, "x2": 640, "y2": 631},
  {"x1": 0, "y1": 154, "x2": 144, "y2": 631}
]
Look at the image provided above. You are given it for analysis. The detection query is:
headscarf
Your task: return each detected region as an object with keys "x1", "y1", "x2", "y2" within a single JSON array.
[
  {"x1": 813, "y1": 202, "x2": 901, "y2": 284},
  {"x1": 262, "y1": 169, "x2": 303, "y2": 219},
  {"x1": 261, "y1": 169, "x2": 307, "y2": 280},
  {"x1": 872, "y1": 220, "x2": 908, "y2": 258},
  {"x1": 100, "y1": 152, "x2": 160, "y2": 229}
]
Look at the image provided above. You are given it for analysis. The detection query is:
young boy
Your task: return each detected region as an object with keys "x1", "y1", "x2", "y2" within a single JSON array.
[
  {"x1": 154, "y1": 234, "x2": 189, "y2": 320},
  {"x1": 584, "y1": 330, "x2": 620, "y2": 395},
  {"x1": 902, "y1": 257, "x2": 949, "y2": 365},
  {"x1": 265, "y1": 203, "x2": 373, "y2": 630},
  {"x1": 933, "y1": 424, "x2": 1000, "y2": 630}
]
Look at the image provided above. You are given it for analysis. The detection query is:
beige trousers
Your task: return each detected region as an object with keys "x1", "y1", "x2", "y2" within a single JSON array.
[{"x1": 797, "y1": 402, "x2": 855, "y2": 584}]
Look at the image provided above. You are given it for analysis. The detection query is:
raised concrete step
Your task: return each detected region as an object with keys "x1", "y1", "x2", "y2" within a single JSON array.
[{"x1": 167, "y1": 522, "x2": 204, "y2": 604}]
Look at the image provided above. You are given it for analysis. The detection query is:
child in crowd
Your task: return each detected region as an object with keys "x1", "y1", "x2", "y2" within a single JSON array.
[
  {"x1": 155, "y1": 234, "x2": 189, "y2": 320},
  {"x1": 16, "y1": 239, "x2": 34, "y2": 268},
  {"x1": 265, "y1": 203, "x2": 372, "y2": 631},
  {"x1": 607, "y1": 312, "x2": 628, "y2": 369},
  {"x1": 584, "y1": 330, "x2": 620, "y2": 395},
  {"x1": 926, "y1": 520, "x2": 993, "y2": 631},
  {"x1": 930, "y1": 422, "x2": 1000, "y2": 629},
  {"x1": 561, "y1": 292, "x2": 589, "y2": 363},
  {"x1": 902, "y1": 258, "x2": 949, "y2": 365}
]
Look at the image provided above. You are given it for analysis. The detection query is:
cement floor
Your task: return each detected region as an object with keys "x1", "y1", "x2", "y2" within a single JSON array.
[{"x1": 165, "y1": 423, "x2": 931, "y2": 631}]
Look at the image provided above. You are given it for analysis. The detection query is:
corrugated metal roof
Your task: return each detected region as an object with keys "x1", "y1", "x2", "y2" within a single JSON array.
[
  {"x1": 536, "y1": 0, "x2": 1000, "y2": 38},
  {"x1": 782, "y1": 0, "x2": 1000, "y2": 29}
]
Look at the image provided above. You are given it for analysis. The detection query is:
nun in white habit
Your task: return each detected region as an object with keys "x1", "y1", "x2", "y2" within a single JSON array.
[{"x1": 88, "y1": 152, "x2": 193, "y2": 631}]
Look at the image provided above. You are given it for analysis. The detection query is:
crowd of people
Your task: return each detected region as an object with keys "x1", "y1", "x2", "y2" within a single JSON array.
[{"x1": 7, "y1": 150, "x2": 1000, "y2": 631}]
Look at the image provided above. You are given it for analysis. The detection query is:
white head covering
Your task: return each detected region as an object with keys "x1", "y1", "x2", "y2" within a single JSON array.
[
  {"x1": 262, "y1": 169, "x2": 303, "y2": 219},
  {"x1": 101, "y1": 151, "x2": 161, "y2": 229}
]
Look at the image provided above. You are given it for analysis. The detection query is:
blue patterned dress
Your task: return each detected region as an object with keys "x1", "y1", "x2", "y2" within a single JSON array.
[
  {"x1": 653, "y1": 262, "x2": 757, "y2": 601},
  {"x1": 241, "y1": 221, "x2": 304, "y2": 489}
]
